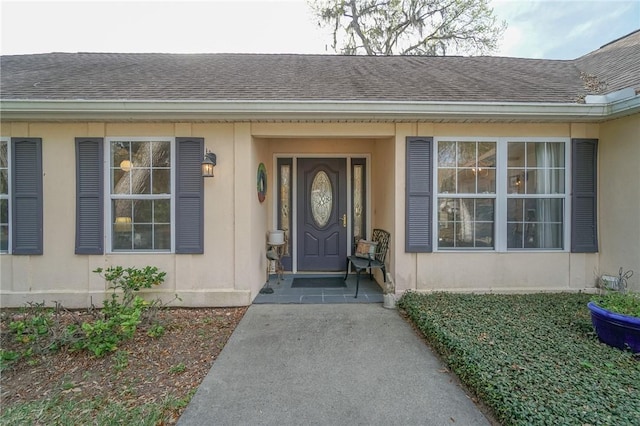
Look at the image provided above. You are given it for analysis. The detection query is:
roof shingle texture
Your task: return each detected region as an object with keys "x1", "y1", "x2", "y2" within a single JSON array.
[{"x1": 1, "y1": 30, "x2": 638, "y2": 104}]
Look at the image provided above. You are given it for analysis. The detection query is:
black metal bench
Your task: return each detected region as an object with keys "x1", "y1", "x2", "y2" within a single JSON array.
[{"x1": 344, "y1": 228, "x2": 390, "y2": 298}]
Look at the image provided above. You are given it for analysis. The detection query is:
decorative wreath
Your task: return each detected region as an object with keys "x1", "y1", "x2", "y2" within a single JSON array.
[{"x1": 257, "y1": 163, "x2": 267, "y2": 203}]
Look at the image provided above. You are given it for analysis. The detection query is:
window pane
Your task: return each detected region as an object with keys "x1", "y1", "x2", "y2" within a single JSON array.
[
  {"x1": 438, "y1": 168, "x2": 456, "y2": 193},
  {"x1": 0, "y1": 141, "x2": 7, "y2": 196},
  {"x1": 131, "y1": 141, "x2": 147, "y2": 163},
  {"x1": 112, "y1": 141, "x2": 130, "y2": 164},
  {"x1": 439, "y1": 141, "x2": 496, "y2": 196},
  {"x1": 538, "y1": 224, "x2": 563, "y2": 249},
  {"x1": 477, "y1": 169, "x2": 496, "y2": 193},
  {"x1": 133, "y1": 224, "x2": 153, "y2": 250},
  {"x1": 510, "y1": 142, "x2": 566, "y2": 195},
  {"x1": 113, "y1": 200, "x2": 133, "y2": 225},
  {"x1": 131, "y1": 169, "x2": 151, "y2": 194},
  {"x1": 457, "y1": 142, "x2": 476, "y2": 167},
  {"x1": 478, "y1": 142, "x2": 496, "y2": 167},
  {"x1": 438, "y1": 142, "x2": 456, "y2": 167},
  {"x1": 525, "y1": 199, "x2": 563, "y2": 222},
  {"x1": 152, "y1": 142, "x2": 171, "y2": 167},
  {"x1": 0, "y1": 141, "x2": 7, "y2": 168},
  {"x1": 438, "y1": 198, "x2": 494, "y2": 249},
  {"x1": 134, "y1": 200, "x2": 152, "y2": 223},
  {"x1": 525, "y1": 169, "x2": 566, "y2": 195},
  {"x1": 475, "y1": 223, "x2": 494, "y2": 248},
  {"x1": 526, "y1": 142, "x2": 537, "y2": 167},
  {"x1": 353, "y1": 165, "x2": 363, "y2": 240},
  {"x1": 525, "y1": 170, "x2": 538, "y2": 194},
  {"x1": 507, "y1": 198, "x2": 523, "y2": 222},
  {"x1": 457, "y1": 169, "x2": 476, "y2": 193},
  {"x1": 113, "y1": 229, "x2": 132, "y2": 250},
  {"x1": 548, "y1": 143, "x2": 565, "y2": 167},
  {"x1": 154, "y1": 199, "x2": 171, "y2": 223},
  {"x1": 508, "y1": 142, "x2": 525, "y2": 167},
  {"x1": 438, "y1": 198, "x2": 457, "y2": 247},
  {"x1": 456, "y1": 199, "x2": 476, "y2": 246},
  {"x1": 508, "y1": 170, "x2": 524, "y2": 194},
  {"x1": 310, "y1": 171, "x2": 332, "y2": 228},
  {"x1": 0, "y1": 225, "x2": 7, "y2": 252},
  {"x1": 507, "y1": 198, "x2": 563, "y2": 249},
  {"x1": 475, "y1": 198, "x2": 494, "y2": 221},
  {"x1": 507, "y1": 223, "x2": 524, "y2": 248},
  {"x1": 154, "y1": 224, "x2": 171, "y2": 250},
  {"x1": 0, "y1": 170, "x2": 7, "y2": 195},
  {"x1": 0, "y1": 197, "x2": 7, "y2": 252},
  {"x1": 113, "y1": 200, "x2": 133, "y2": 250},
  {"x1": 112, "y1": 168, "x2": 130, "y2": 194},
  {"x1": 152, "y1": 169, "x2": 170, "y2": 194},
  {"x1": 0, "y1": 198, "x2": 7, "y2": 223},
  {"x1": 280, "y1": 164, "x2": 291, "y2": 254},
  {"x1": 110, "y1": 139, "x2": 173, "y2": 252}
]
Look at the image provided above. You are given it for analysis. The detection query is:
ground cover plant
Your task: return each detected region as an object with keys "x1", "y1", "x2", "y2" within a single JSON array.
[
  {"x1": 591, "y1": 291, "x2": 640, "y2": 317},
  {"x1": 398, "y1": 292, "x2": 640, "y2": 425}
]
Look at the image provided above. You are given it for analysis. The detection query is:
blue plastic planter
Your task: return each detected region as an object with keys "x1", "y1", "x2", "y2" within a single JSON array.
[{"x1": 587, "y1": 302, "x2": 640, "y2": 353}]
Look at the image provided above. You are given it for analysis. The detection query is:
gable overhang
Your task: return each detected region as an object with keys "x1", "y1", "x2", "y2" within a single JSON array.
[{"x1": 1, "y1": 96, "x2": 639, "y2": 123}]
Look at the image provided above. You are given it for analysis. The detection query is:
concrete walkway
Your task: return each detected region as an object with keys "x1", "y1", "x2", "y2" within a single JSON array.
[{"x1": 177, "y1": 304, "x2": 492, "y2": 426}]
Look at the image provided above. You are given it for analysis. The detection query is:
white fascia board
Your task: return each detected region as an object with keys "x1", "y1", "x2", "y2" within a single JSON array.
[
  {"x1": 606, "y1": 94, "x2": 640, "y2": 119},
  {"x1": 0, "y1": 98, "x2": 636, "y2": 122}
]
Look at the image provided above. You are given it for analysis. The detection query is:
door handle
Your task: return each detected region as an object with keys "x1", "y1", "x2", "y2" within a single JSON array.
[{"x1": 341, "y1": 214, "x2": 347, "y2": 227}]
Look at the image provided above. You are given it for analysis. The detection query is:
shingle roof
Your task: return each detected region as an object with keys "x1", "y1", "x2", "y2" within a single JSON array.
[
  {"x1": 575, "y1": 29, "x2": 640, "y2": 94},
  {"x1": 1, "y1": 30, "x2": 638, "y2": 104}
]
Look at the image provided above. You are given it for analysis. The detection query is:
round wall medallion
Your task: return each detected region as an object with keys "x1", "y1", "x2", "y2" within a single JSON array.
[{"x1": 257, "y1": 163, "x2": 267, "y2": 203}]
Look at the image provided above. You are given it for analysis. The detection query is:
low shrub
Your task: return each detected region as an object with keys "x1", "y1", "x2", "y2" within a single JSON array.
[
  {"x1": 591, "y1": 291, "x2": 640, "y2": 317},
  {"x1": 2, "y1": 266, "x2": 174, "y2": 366},
  {"x1": 398, "y1": 291, "x2": 640, "y2": 425}
]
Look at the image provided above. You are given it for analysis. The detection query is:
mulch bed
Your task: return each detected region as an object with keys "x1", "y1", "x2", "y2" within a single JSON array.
[{"x1": 0, "y1": 307, "x2": 247, "y2": 422}]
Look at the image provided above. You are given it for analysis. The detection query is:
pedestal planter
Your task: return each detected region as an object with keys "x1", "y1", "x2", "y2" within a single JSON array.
[
  {"x1": 383, "y1": 293, "x2": 396, "y2": 309},
  {"x1": 587, "y1": 302, "x2": 640, "y2": 353}
]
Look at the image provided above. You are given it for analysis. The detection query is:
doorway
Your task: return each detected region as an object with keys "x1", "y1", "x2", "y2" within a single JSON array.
[{"x1": 296, "y1": 158, "x2": 347, "y2": 271}]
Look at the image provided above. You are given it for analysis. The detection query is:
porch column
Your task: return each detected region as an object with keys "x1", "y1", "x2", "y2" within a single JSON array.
[{"x1": 233, "y1": 123, "x2": 255, "y2": 292}]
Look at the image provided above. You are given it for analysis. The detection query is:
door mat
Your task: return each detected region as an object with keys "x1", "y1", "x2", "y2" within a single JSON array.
[{"x1": 291, "y1": 277, "x2": 347, "y2": 288}]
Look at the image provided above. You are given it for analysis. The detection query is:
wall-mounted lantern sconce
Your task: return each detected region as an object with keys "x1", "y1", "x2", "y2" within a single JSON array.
[{"x1": 202, "y1": 150, "x2": 217, "y2": 178}]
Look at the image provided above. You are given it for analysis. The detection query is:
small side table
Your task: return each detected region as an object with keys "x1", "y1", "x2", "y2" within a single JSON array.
[{"x1": 261, "y1": 242, "x2": 285, "y2": 294}]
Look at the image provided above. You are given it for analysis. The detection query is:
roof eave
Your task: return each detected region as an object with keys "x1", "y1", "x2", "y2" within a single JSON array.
[{"x1": 1, "y1": 98, "x2": 639, "y2": 122}]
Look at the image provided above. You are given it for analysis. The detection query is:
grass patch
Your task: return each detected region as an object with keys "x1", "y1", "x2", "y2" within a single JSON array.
[
  {"x1": 398, "y1": 292, "x2": 640, "y2": 425},
  {"x1": 0, "y1": 392, "x2": 191, "y2": 425}
]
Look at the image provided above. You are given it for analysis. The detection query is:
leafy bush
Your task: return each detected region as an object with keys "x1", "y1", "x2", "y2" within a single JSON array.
[
  {"x1": 398, "y1": 292, "x2": 640, "y2": 426},
  {"x1": 2, "y1": 266, "x2": 172, "y2": 365}
]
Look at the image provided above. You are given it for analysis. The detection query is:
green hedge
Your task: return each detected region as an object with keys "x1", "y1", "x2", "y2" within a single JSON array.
[{"x1": 397, "y1": 292, "x2": 640, "y2": 425}]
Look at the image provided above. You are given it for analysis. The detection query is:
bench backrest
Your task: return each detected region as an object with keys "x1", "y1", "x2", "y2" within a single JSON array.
[{"x1": 371, "y1": 228, "x2": 390, "y2": 264}]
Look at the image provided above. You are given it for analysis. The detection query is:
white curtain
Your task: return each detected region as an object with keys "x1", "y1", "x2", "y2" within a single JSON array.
[{"x1": 535, "y1": 143, "x2": 562, "y2": 248}]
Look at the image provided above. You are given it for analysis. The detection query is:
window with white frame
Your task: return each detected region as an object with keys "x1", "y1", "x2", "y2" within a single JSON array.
[
  {"x1": 437, "y1": 141, "x2": 496, "y2": 249},
  {"x1": 435, "y1": 138, "x2": 568, "y2": 251},
  {"x1": 506, "y1": 141, "x2": 566, "y2": 249},
  {"x1": 0, "y1": 138, "x2": 9, "y2": 253},
  {"x1": 108, "y1": 138, "x2": 173, "y2": 252}
]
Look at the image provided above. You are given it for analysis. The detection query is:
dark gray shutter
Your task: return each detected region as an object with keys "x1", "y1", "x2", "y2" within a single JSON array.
[
  {"x1": 406, "y1": 137, "x2": 433, "y2": 252},
  {"x1": 571, "y1": 138, "x2": 598, "y2": 252},
  {"x1": 75, "y1": 138, "x2": 104, "y2": 254},
  {"x1": 11, "y1": 138, "x2": 43, "y2": 254},
  {"x1": 175, "y1": 137, "x2": 204, "y2": 254}
]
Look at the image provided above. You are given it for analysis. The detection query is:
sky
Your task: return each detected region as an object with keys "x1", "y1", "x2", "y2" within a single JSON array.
[{"x1": 1, "y1": 0, "x2": 638, "y2": 59}]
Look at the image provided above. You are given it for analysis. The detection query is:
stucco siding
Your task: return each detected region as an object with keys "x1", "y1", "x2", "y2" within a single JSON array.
[
  {"x1": 599, "y1": 113, "x2": 640, "y2": 291},
  {"x1": 1, "y1": 118, "x2": 635, "y2": 307},
  {"x1": 394, "y1": 122, "x2": 602, "y2": 294}
]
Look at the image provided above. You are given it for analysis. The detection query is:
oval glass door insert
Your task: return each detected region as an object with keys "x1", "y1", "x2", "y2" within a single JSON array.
[{"x1": 310, "y1": 171, "x2": 332, "y2": 227}]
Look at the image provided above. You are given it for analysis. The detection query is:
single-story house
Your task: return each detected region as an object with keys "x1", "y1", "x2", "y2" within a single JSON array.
[{"x1": 1, "y1": 30, "x2": 639, "y2": 308}]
